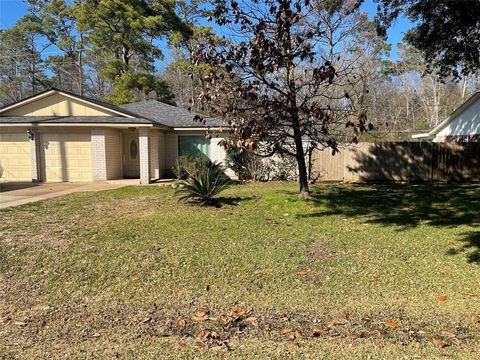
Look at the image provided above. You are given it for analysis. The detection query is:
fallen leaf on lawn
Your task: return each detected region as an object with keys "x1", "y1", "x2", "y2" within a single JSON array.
[
  {"x1": 383, "y1": 321, "x2": 400, "y2": 328},
  {"x1": 210, "y1": 331, "x2": 220, "y2": 339},
  {"x1": 282, "y1": 327, "x2": 293, "y2": 334},
  {"x1": 326, "y1": 320, "x2": 347, "y2": 328},
  {"x1": 468, "y1": 292, "x2": 477, "y2": 298},
  {"x1": 131, "y1": 275, "x2": 140, "y2": 281},
  {"x1": 177, "y1": 319, "x2": 186, "y2": 329},
  {"x1": 209, "y1": 345, "x2": 225, "y2": 352},
  {"x1": 286, "y1": 333, "x2": 296, "y2": 341},
  {"x1": 295, "y1": 271, "x2": 307, "y2": 276},
  {"x1": 312, "y1": 327, "x2": 326, "y2": 337},
  {"x1": 141, "y1": 316, "x2": 152, "y2": 324},
  {"x1": 470, "y1": 315, "x2": 479, "y2": 325},
  {"x1": 192, "y1": 311, "x2": 209, "y2": 322},
  {"x1": 192, "y1": 341, "x2": 206, "y2": 349},
  {"x1": 431, "y1": 337, "x2": 448, "y2": 348},
  {"x1": 197, "y1": 330, "x2": 210, "y2": 339},
  {"x1": 326, "y1": 321, "x2": 336, "y2": 328},
  {"x1": 369, "y1": 329, "x2": 380, "y2": 336},
  {"x1": 347, "y1": 334, "x2": 359, "y2": 340},
  {"x1": 330, "y1": 332, "x2": 341, "y2": 337},
  {"x1": 230, "y1": 306, "x2": 248, "y2": 318},
  {"x1": 438, "y1": 295, "x2": 447, "y2": 302},
  {"x1": 448, "y1": 240, "x2": 455, "y2": 245},
  {"x1": 14, "y1": 321, "x2": 26, "y2": 327},
  {"x1": 178, "y1": 339, "x2": 187, "y2": 347},
  {"x1": 294, "y1": 330, "x2": 303, "y2": 339},
  {"x1": 245, "y1": 316, "x2": 258, "y2": 325},
  {"x1": 92, "y1": 333, "x2": 101, "y2": 338},
  {"x1": 341, "y1": 311, "x2": 351, "y2": 321},
  {"x1": 441, "y1": 331, "x2": 457, "y2": 338}
]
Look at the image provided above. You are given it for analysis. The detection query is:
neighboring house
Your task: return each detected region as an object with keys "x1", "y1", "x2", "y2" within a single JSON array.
[
  {"x1": 0, "y1": 88, "x2": 231, "y2": 183},
  {"x1": 413, "y1": 92, "x2": 480, "y2": 142}
]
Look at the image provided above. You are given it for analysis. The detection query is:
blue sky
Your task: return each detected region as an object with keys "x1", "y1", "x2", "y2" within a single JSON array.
[{"x1": 0, "y1": 0, "x2": 413, "y2": 71}]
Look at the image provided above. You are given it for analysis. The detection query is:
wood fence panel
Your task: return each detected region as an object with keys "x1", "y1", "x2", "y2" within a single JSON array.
[
  {"x1": 311, "y1": 142, "x2": 478, "y2": 183},
  {"x1": 433, "y1": 143, "x2": 480, "y2": 181},
  {"x1": 311, "y1": 148, "x2": 345, "y2": 181}
]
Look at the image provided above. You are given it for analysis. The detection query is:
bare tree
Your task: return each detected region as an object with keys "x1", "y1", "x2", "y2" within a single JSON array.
[{"x1": 190, "y1": 0, "x2": 371, "y2": 198}]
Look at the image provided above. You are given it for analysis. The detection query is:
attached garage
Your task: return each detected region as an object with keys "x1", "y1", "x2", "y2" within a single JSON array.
[
  {"x1": 40, "y1": 133, "x2": 92, "y2": 182},
  {"x1": 0, "y1": 131, "x2": 31, "y2": 181}
]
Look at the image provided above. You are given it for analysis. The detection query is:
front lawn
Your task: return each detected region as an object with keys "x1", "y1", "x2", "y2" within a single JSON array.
[{"x1": 1, "y1": 183, "x2": 479, "y2": 359}]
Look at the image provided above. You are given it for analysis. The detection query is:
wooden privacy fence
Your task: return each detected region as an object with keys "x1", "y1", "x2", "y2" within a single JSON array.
[{"x1": 311, "y1": 142, "x2": 480, "y2": 183}]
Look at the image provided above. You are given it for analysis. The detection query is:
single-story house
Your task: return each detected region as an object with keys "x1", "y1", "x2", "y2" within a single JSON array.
[
  {"x1": 412, "y1": 91, "x2": 480, "y2": 142},
  {"x1": 0, "y1": 88, "x2": 231, "y2": 183}
]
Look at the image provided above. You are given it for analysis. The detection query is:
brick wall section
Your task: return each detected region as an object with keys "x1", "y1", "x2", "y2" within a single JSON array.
[
  {"x1": 30, "y1": 131, "x2": 40, "y2": 181},
  {"x1": 105, "y1": 129, "x2": 122, "y2": 180},
  {"x1": 150, "y1": 130, "x2": 160, "y2": 179},
  {"x1": 91, "y1": 129, "x2": 107, "y2": 180},
  {"x1": 139, "y1": 127, "x2": 151, "y2": 184}
]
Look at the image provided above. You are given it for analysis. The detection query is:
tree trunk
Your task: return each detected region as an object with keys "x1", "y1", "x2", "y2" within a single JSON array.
[
  {"x1": 78, "y1": 34, "x2": 84, "y2": 96},
  {"x1": 292, "y1": 121, "x2": 311, "y2": 199}
]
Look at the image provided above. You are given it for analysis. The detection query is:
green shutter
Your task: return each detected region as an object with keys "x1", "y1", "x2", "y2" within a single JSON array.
[{"x1": 178, "y1": 136, "x2": 211, "y2": 158}]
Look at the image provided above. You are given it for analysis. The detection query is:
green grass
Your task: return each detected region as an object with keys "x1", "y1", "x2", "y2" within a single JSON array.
[{"x1": 1, "y1": 182, "x2": 479, "y2": 359}]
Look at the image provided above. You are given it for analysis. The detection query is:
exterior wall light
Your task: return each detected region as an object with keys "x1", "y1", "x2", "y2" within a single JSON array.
[{"x1": 27, "y1": 129, "x2": 35, "y2": 140}]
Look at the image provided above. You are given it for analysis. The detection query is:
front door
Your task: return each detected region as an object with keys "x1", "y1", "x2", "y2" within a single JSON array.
[{"x1": 123, "y1": 132, "x2": 140, "y2": 178}]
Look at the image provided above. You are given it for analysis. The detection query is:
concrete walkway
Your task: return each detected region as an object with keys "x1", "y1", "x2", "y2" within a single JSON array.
[{"x1": 0, "y1": 180, "x2": 138, "y2": 209}]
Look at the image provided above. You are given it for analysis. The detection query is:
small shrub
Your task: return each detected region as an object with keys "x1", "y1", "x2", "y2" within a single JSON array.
[
  {"x1": 175, "y1": 161, "x2": 231, "y2": 205},
  {"x1": 172, "y1": 155, "x2": 211, "y2": 180},
  {"x1": 226, "y1": 146, "x2": 297, "y2": 181}
]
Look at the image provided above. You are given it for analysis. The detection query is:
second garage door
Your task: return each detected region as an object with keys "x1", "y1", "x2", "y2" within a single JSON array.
[
  {"x1": 41, "y1": 133, "x2": 92, "y2": 182},
  {"x1": 0, "y1": 132, "x2": 31, "y2": 181}
]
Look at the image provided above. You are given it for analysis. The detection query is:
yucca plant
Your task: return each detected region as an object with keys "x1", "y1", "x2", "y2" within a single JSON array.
[{"x1": 175, "y1": 161, "x2": 231, "y2": 205}]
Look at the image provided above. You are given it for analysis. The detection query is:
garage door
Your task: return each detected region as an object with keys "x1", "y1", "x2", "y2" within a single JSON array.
[
  {"x1": 0, "y1": 132, "x2": 31, "y2": 181},
  {"x1": 41, "y1": 133, "x2": 92, "y2": 182}
]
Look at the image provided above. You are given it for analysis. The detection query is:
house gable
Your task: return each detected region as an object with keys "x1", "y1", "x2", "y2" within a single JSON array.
[
  {"x1": 0, "y1": 89, "x2": 143, "y2": 118},
  {"x1": 436, "y1": 96, "x2": 480, "y2": 137},
  {"x1": 1, "y1": 92, "x2": 124, "y2": 117}
]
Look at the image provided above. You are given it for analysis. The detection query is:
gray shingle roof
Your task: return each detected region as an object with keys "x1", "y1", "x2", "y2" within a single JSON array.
[
  {"x1": 0, "y1": 116, "x2": 153, "y2": 124},
  {"x1": 120, "y1": 100, "x2": 226, "y2": 128}
]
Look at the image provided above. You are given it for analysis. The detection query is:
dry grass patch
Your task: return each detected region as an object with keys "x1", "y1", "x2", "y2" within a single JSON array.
[{"x1": 1, "y1": 183, "x2": 479, "y2": 359}]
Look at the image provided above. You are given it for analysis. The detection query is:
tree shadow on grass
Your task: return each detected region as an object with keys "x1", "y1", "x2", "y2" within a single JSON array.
[
  {"x1": 297, "y1": 184, "x2": 480, "y2": 264},
  {"x1": 216, "y1": 196, "x2": 256, "y2": 206},
  {"x1": 446, "y1": 231, "x2": 480, "y2": 264},
  {"x1": 302, "y1": 184, "x2": 480, "y2": 229}
]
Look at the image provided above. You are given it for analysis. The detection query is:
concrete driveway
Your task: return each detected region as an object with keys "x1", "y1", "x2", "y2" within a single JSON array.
[{"x1": 0, "y1": 180, "x2": 137, "y2": 209}]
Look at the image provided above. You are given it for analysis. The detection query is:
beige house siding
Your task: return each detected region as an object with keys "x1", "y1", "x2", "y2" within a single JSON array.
[
  {"x1": 0, "y1": 130, "x2": 31, "y2": 181},
  {"x1": 2, "y1": 93, "x2": 118, "y2": 116},
  {"x1": 157, "y1": 131, "x2": 166, "y2": 178},
  {"x1": 164, "y1": 132, "x2": 178, "y2": 175},
  {"x1": 105, "y1": 129, "x2": 122, "y2": 180}
]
